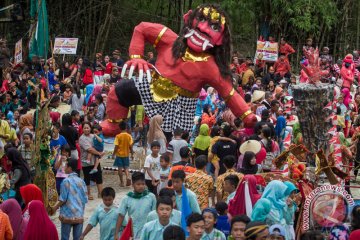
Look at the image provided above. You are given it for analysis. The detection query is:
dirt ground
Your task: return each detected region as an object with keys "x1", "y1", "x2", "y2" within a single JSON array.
[{"x1": 51, "y1": 104, "x2": 146, "y2": 239}]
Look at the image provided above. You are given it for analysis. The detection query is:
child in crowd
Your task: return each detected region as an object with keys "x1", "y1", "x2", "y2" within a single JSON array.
[
  {"x1": 114, "y1": 172, "x2": 156, "y2": 239},
  {"x1": 50, "y1": 122, "x2": 68, "y2": 153},
  {"x1": 158, "y1": 154, "x2": 171, "y2": 193},
  {"x1": 112, "y1": 121, "x2": 133, "y2": 187},
  {"x1": 224, "y1": 175, "x2": 240, "y2": 204},
  {"x1": 187, "y1": 213, "x2": 205, "y2": 240},
  {"x1": 54, "y1": 144, "x2": 71, "y2": 193},
  {"x1": 163, "y1": 225, "x2": 185, "y2": 240},
  {"x1": 89, "y1": 124, "x2": 104, "y2": 174},
  {"x1": 140, "y1": 196, "x2": 175, "y2": 240},
  {"x1": 144, "y1": 141, "x2": 161, "y2": 195},
  {"x1": 146, "y1": 188, "x2": 182, "y2": 225},
  {"x1": 229, "y1": 215, "x2": 251, "y2": 240},
  {"x1": 171, "y1": 170, "x2": 201, "y2": 214},
  {"x1": 202, "y1": 208, "x2": 226, "y2": 240},
  {"x1": 215, "y1": 202, "x2": 231, "y2": 238},
  {"x1": 63, "y1": 85, "x2": 73, "y2": 103},
  {"x1": 18, "y1": 132, "x2": 34, "y2": 168},
  {"x1": 51, "y1": 83, "x2": 62, "y2": 99},
  {"x1": 81, "y1": 187, "x2": 119, "y2": 240},
  {"x1": 71, "y1": 110, "x2": 81, "y2": 132}
]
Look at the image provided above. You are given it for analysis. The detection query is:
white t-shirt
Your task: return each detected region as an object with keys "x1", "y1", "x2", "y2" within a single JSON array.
[{"x1": 144, "y1": 154, "x2": 161, "y2": 180}]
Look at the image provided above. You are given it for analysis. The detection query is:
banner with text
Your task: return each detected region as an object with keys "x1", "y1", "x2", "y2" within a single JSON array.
[
  {"x1": 53, "y1": 38, "x2": 78, "y2": 55},
  {"x1": 255, "y1": 41, "x2": 278, "y2": 62},
  {"x1": 14, "y1": 39, "x2": 22, "y2": 64}
]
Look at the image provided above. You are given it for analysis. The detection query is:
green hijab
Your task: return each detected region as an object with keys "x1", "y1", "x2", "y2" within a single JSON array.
[{"x1": 193, "y1": 124, "x2": 211, "y2": 151}]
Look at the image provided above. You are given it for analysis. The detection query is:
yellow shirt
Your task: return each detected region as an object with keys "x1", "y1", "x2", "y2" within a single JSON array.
[
  {"x1": 114, "y1": 132, "x2": 133, "y2": 157},
  {"x1": 0, "y1": 120, "x2": 10, "y2": 158},
  {"x1": 185, "y1": 170, "x2": 214, "y2": 210}
]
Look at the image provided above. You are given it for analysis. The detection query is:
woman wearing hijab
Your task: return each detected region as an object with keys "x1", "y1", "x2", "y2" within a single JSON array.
[
  {"x1": 275, "y1": 116, "x2": 287, "y2": 152},
  {"x1": 283, "y1": 181, "x2": 298, "y2": 240},
  {"x1": 18, "y1": 113, "x2": 33, "y2": 138},
  {"x1": 0, "y1": 208, "x2": 13, "y2": 240},
  {"x1": 147, "y1": 115, "x2": 167, "y2": 154},
  {"x1": 0, "y1": 199, "x2": 28, "y2": 240},
  {"x1": 84, "y1": 84, "x2": 94, "y2": 105},
  {"x1": 87, "y1": 84, "x2": 103, "y2": 106},
  {"x1": 239, "y1": 151, "x2": 258, "y2": 175},
  {"x1": 228, "y1": 175, "x2": 261, "y2": 218},
  {"x1": 261, "y1": 180, "x2": 291, "y2": 239},
  {"x1": 251, "y1": 198, "x2": 272, "y2": 222},
  {"x1": 20, "y1": 184, "x2": 44, "y2": 220},
  {"x1": 23, "y1": 200, "x2": 59, "y2": 240},
  {"x1": 193, "y1": 124, "x2": 211, "y2": 157},
  {"x1": 6, "y1": 147, "x2": 31, "y2": 205}
]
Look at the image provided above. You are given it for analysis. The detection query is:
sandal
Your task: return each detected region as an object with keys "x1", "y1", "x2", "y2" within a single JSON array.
[{"x1": 88, "y1": 195, "x2": 94, "y2": 200}]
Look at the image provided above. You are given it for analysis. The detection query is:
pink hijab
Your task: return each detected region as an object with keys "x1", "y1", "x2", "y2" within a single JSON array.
[
  {"x1": 0, "y1": 199, "x2": 28, "y2": 240},
  {"x1": 88, "y1": 84, "x2": 103, "y2": 105},
  {"x1": 23, "y1": 200, "x2": 58, "y2": 240},
  {"x1": 341, "y1": 88, "x2": 352, "y2": 108}
]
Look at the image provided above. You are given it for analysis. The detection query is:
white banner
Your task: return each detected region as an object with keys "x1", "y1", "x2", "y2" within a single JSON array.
[
  {"x1": 53, "y1": 38, "x2": 78, "y2": 55},
  {"x1": 14, "y1": 39, "x2": 22, "y2": 64}
]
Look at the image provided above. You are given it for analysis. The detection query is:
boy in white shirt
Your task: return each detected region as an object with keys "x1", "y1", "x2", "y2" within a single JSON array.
[{"x1": 144, "y1": 141, "x2": 161, "y2": 195}]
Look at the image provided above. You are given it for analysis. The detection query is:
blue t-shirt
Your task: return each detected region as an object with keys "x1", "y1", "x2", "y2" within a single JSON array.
[
  {"x1": 216, "y1": 215, "x2": 230, "y2": 238},
  {"x1": 93, "y1": 133, "x2": 104, "y2": 152},
  {"x1": 50, "y1": 135, "x2": 68, "y2": 152}
]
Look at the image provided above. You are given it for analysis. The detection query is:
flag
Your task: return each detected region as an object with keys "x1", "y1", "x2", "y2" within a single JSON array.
[
  {"x1": 181, "y1": 184, "x2": 191, "y2": 236},
  {"x1": 119, "y1": 218, "x2": 133, "y2": 240},
  {"x1": 29, "y1": 0, "x2": 49, "y2": 59}
]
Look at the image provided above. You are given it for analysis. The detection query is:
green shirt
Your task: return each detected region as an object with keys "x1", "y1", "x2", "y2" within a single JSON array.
[
  {"x1": 146, "y1": 209, "x2": 182, "y2": 225},
  {"x1": 175, "y1": 188, "x2": 201, "y2": 214},
  {"x1": 118, "y1": 192, "x2": 156, "y2": 239},
  {"x1": 140, "y1": 219, "x2": 177, "y2": 240},
  {"x1": 201, "y1": 228, "x2": 226, "y2": 240}
]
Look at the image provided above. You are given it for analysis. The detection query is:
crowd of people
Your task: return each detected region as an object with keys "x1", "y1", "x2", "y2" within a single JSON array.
[{"x1": 0, "y1": 34, "x2": 360, "y2": 240}]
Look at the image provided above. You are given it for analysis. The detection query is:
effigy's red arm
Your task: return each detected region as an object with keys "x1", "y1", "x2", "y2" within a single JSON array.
[
  {"x1": 212, "y1": 76, "x2": 256, "y2": 127},
  {"x1": 128, "y1": 22, "x2": 177, "y2": 56}
]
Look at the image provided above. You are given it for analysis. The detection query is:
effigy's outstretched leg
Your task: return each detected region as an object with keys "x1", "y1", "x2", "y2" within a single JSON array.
[{"x1": 292, "y1": 83, "x2": 334, "y2": 166}]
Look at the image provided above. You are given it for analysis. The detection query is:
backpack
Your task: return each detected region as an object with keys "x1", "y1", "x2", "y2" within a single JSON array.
[{"x1": 260, "y1": 140, "x2": 275, "y2": 171}]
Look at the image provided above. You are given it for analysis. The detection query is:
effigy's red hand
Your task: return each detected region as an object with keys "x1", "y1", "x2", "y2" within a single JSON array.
[{"x1": 120, "y1": 59, "x2": 154, "y2": 83}]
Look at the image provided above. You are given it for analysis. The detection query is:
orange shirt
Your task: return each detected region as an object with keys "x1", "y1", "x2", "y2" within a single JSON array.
[
  {"x1": 114, "y1": 132, "x2": 133, "y2": 157},
  {"x1": 185, "y1": 170, "x2": 214, "y2": 209},
  {"x1": 0, "y1": 210, "x2": 13, "y2": 240}
]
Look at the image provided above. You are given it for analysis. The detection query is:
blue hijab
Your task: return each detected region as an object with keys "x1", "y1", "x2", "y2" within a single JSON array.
[
  {"x1": 251, "y1": 198, "x2": 272, "y2": 222},
  {"x1": 85, "y1": 84, "x2": 94, "y2": 104},
  {"x1": 283, "y1": 181, "x2": 298, "y2": 197},
  {"x1": 261, "y1": 180, "x2": 287, "y2": 211},
  {"x1": 6, "y1": 111, "x2": 14, "y2": 124},
  {"x1": 275, "y1": 116, "x2": 286, "y2": 138}
]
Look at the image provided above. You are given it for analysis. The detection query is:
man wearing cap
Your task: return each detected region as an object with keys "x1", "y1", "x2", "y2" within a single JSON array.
[
  {"x1": 252, "y1": 90, "x2": 266, "y2": 116},
  {"x1": 268, "y1": 224, "x2": 286, "y2": 240},
  {"x1": 341, "y1": 54, "x2": 357, "y2": 89}
]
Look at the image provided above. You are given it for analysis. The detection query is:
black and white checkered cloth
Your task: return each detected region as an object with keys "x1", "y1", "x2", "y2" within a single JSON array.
[{"x1": 135, "y1": 76, "x2": 197, "y2": 132}]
